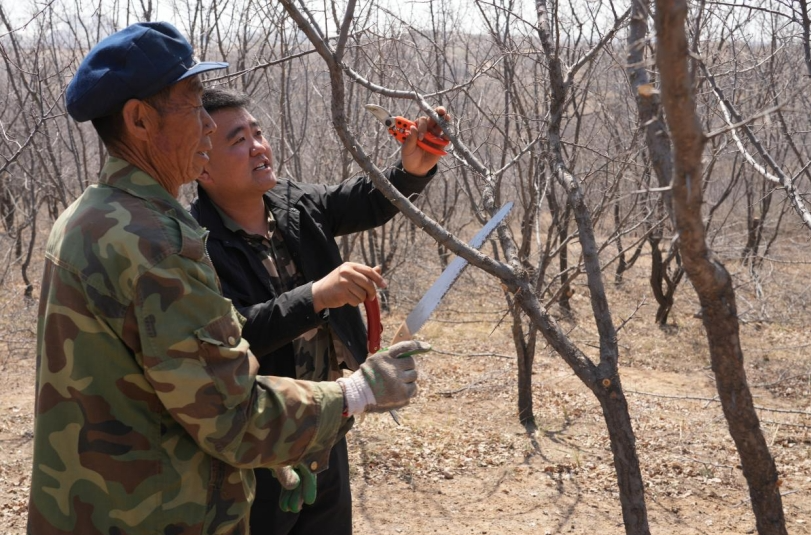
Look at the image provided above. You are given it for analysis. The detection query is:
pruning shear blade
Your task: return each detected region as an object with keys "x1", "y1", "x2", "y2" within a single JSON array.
[{"x1": 365, "y1": 103, "x2": 449, "y2": 156}]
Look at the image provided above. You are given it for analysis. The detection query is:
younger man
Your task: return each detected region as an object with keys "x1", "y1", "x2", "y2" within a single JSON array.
[{"x1": 192, "y1": 88, "x2": 448, "y2": 534}]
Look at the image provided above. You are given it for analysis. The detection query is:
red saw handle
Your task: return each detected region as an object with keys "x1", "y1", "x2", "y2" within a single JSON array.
[{"x1": 363, "y1": 297, "x2": 383, "y2": 354}]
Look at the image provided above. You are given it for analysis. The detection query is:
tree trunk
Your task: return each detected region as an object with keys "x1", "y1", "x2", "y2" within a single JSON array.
[
  {"x1": 655, "y1": 1, "x2": 787, "y2": 532},
  {"x1": 534, "y1": 0, "x2": 649, "y2": 531},
  {"x1": 595, "y1": 383, "x2": 648, "y2": 533},
  {"x1": 509, "y1": 297, "x2": 536, "y2": 427}
]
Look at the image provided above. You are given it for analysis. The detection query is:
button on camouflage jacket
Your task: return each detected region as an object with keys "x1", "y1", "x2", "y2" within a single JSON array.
[{"x1": 28, "y1": 158, "x2": 347, "y2": 535}]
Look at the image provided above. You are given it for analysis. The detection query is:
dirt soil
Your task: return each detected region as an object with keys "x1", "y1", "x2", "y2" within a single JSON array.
[{"x1": 1, "y1": 247, "x2": 810, "y2": 534}]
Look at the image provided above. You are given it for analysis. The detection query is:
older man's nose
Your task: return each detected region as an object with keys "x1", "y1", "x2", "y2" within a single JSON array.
[{"x1": 202, "y1": 108, "x2": 216, "y2": 135}]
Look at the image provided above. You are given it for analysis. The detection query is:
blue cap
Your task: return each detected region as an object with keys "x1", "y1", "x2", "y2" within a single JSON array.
[{"x1": 66, "y1": 22, "x2": 228, "y2": 122}]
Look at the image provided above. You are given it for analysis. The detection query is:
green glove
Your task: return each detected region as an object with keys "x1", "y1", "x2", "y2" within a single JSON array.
[{"x1": 272, "y1": 464, "x2": 317, "y2": 513}]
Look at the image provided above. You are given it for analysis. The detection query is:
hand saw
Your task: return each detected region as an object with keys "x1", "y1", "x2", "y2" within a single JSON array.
[{"x1": 362, "y1": 202, "x2": 514, "y2": 423}]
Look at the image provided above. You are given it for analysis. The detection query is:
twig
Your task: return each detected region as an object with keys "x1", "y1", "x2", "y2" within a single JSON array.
[
  {"x1": 752, "y1": 406, "x2": 811, "y2": 416},
  {"x1": 751, "y1": 371, "x2": 811, "y2": 388},
  {"x1": 747, "y1": 343, "x2": 811, "y2": 353},
  {"x1": 677, "y1": 455, "x2": 735, "y2": 470},
  {"x1": 437, "y1": 369, "x2": 512, "y2": 397},
  {"x1": 616, "y1": 297, "x2": 646, "y2": 334},
  {"x1": 760, "y1": 420, "x2": 811, "y2": 429},
  {"x1": 429, "y1": 348, "x2": 515, "y2": 360},
  {"x1": 703, "y1": 1, "x2": 795, "y2": 19},
  {"x1": 626, "y1": 389, "x2": 811, "y2": 416},
  {"x1": 430, "y1": 318, "x2": 502, "y2": 325},
  {"x1": 207, "y1": 48, "x2": 319, "y2": 82},
  {"x1": 0, "y1": 1, "x2": 55, "y2": 39},
  {"x1": 735, "y1": 489, "x2": 805, "y2": 507},
  {"x1": 704, "y1": 103, "x2": 799, "y2": 141}
]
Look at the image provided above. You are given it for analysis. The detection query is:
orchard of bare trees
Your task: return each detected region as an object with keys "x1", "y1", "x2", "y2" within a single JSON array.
[{"x1": 2, "y1": 1, "x2": 811, "y2": 534}]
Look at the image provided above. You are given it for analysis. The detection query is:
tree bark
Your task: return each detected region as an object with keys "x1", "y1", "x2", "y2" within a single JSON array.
[
  {"x1": 534, "y1": 1, "x2": 649, "y2": 531},
  {"x1": 654, "y1": 1, "x2": 787, "y2": 533}
]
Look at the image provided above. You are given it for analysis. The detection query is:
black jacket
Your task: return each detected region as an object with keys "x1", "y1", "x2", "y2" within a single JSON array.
[{"x1": 190, "y1": 165, "x2": 434, "y2": 378}]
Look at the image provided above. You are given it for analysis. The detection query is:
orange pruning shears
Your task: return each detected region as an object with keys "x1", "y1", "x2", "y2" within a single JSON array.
[{"x1": 365, "y1": 104, "x2": 449, "y2": 156}]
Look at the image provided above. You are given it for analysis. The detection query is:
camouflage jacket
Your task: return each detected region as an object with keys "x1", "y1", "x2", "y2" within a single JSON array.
[{"x1": 28, "y1": 158, "x2": 347, "y2": 535}]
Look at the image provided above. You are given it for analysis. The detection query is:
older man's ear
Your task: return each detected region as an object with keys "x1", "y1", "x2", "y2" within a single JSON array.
[{"x1": 120, "y1": 99, "x2": 153, "y2": 142}]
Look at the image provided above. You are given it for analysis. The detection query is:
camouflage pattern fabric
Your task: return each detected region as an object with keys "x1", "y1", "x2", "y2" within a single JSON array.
[
  {"x1": 216, "y1": 206, "x2": 347, "y2": 382},
  {"x1": 28, "y1": 158, "x2": 347, "y2": 535}
]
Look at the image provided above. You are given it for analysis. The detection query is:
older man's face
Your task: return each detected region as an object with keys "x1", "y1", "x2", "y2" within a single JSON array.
[{"x1": 145, "y1": 77, "x2": 216, "y2": 192}]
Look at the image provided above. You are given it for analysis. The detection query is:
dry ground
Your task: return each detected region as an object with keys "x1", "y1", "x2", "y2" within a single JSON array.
[{"x1": 1, "y1": 236, "x2": 810, "y2": 534}]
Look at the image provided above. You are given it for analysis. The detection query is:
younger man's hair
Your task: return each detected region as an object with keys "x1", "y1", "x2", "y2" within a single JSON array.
[{"x1": 202, "y1": 87, "x2": 251, "y2": 114}]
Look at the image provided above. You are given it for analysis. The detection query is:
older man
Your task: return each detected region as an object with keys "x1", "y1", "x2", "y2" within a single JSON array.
[
  {"x1": 28, "y1": 22, "x2": 425, "y2": 535},
  {"x1": 192, "y1": 88, "x2": 447, "y2": 535}
]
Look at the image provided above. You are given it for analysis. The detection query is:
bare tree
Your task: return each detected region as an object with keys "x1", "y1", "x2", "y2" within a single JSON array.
[
  {"x1": 4, "y1": 0, "x2": 810, "y2": 531},
  {"x1": 0, "y1": 5, "x2": 75, "y2": 296},
  {"x1": 277, "y1": 2, "x2": 654, "y2": 533},
  {"x1": 654, "y1": 0, "x2": 788, "y2": 532}
]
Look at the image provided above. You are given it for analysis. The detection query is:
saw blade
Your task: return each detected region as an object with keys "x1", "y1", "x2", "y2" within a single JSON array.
[{"x1": 404, "y1": 202, "x2": 513, "y2": 336}]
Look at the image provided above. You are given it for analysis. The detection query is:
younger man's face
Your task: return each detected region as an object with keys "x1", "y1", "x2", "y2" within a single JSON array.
[{"x1": 200, "y1": 106, "x2": 277, "y2": 200}]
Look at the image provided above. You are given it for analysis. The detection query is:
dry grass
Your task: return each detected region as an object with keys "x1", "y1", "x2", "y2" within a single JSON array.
[
  {"x1": 1, "y1": 226, "x2": 810, "y2": 534},
  {"x1": 349, "y1": 238, "x2": 811, "y2": 534}
]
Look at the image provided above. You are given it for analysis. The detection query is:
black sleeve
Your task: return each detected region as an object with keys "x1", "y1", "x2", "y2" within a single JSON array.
[
  {"x1": 305, "y1": 163, "x2": 437, "y2": 238},
  {"x1": 207, "y1": 240, "x2": 327, "y2": 357},
  {"x1": 236, "y1": 283, "x2": 328, "y2": 357}
]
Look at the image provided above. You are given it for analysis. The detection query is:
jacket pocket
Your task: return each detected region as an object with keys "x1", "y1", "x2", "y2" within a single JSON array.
[{"x1": 194, "y1": 313, "x2": 258, "y2": 411}]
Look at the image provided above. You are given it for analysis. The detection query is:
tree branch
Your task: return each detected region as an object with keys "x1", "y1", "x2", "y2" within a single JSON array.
[{"x1": 701, "y1": 61, "x2": 811, "y2": 231}]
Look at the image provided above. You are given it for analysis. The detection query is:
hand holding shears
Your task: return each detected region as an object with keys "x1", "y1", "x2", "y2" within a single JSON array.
[{"x1": 365, "y1": 104, "x2": 450, "y2": 176}]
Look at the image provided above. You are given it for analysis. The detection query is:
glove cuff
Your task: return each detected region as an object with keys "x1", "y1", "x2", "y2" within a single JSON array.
[{"x1": 337, "y1": 372, "x2": 376, "y2": 417}]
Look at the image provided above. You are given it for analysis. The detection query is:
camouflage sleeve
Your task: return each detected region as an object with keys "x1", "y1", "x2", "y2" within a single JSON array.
[{"x1": 137, "y1": 251, "x2": 345, "y2": 469}]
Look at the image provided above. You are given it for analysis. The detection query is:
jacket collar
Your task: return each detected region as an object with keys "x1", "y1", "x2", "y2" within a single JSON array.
[
  {"x1": 192, "y1": 184, "x2": 232, "y2": 239},
  {"x1": 194, "y1": 179, "x2": 304, "y2": 242},
  {"x1": 264, "y1": 179, "x2": 301, "y2": 246},
  {"x1": 265, "y1": 178, "x2": 303, "y2": 206}
]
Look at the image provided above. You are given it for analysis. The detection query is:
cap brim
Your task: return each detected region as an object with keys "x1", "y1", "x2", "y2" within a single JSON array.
[{"x1": 175, "y1": 61, "x2": 229, "y2": 83}]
